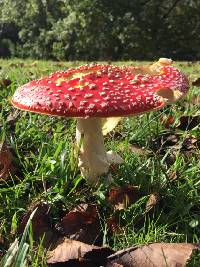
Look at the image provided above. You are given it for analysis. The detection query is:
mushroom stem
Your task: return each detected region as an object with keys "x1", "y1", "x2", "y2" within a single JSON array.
[{"x1": 76, "y1": 117, "x2": 123, "y2": 183}]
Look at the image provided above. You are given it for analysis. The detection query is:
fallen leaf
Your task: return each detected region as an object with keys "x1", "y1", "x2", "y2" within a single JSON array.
[
  {"x1": 163, "y1": 134, "x2": 180, "y2": 147},
  {"x1": 151, "y1": 133, "x2": 200, "y2": 166},
  {"x1": 54, "y1": 62, "x2": 64, "y2": 67},
  {"x1": 108, "y1": 264, "x2": 124, "y2": 267},
  {"x1": 152, "y1": 132, "x2": 199, "y2": 152},
  {"x1": 47, "y1": 238, "x2": 114, "y2": 266},
  {"x1": 187, "y1": 94, "x2": 200, "y2": 106},
  {"x1": 9, "y1": 62, "x2": 24, "y2": 68},
  {"x1": 167, "y1": 171, "x2": 178, "y2": 181},
  {"x1": 177, "y1": 116, "x2": 200, "y2": 131},
  {"x1": 108, "y1": 185, "x2": 139, "y2": 210},
  {"x1": 107, "y1": 216, "x2": 121, "y2": 234},
  {"x1": 6, "y1": 110, "x2": 20, "y2": 129},
  {"x1": 117, "y1": 142, "x2": 152, "y2": 156},
  {"x1": 0, "y1": 78, "x2": 12, "y2": 87},
  {"x1": 129, "y1": 144, "x2": 152, "y2": 156},
  {"x1": 160, "y1": 115, "x2": 175, "y2": 129},
  {"x1": 18, "y1": 202, "x2": 56, "y2": 248},
  {"x1": 192, "y1": 77, "x2": 200, "y2": 87},
  {"x1": 161, "y1": 114, "x2": 200, "y2": 131},
  {"x1": 0, "y1": 234, "x2": 5, "y2": 258},
  {"x1": 165, "y1": 151, "x2": 177, "y2": 166},
  {"x1": 145, "y1": 192, "x2": 160, "y2": 213},
  {"x1": 55, "y1": 203, "x2": 101, "y2": 244},
  {"x1": 151, "y1": 133, "x2": 180, "y2": 152},
  {"x1": 0, "y1": 142, "x2": 15, "y2": 180},
  {"x1": 106, "y1": 243, "x2": 200, "y2": 267},
  {"x1": 111, "y1": 131, "x2": 124, "y2": 140},
  {"x1": 182, "y1": 135, "x2": 198, "y2": 150},
  {"x1": 0, "y1": 234, "x2": 4, "y2": 245},
  {"x1": 8, "y1": 62, "x2": 38, "y2": 68}
]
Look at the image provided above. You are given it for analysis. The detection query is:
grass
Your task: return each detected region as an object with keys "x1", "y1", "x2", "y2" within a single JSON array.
[{"x1": 0, "y1": 59, "x2": 200, "y2": 266}]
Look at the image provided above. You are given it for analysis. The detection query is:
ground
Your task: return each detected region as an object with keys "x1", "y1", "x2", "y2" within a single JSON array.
[{"x1": 0, "y1": 59, "x2": 200, "y2": 266}]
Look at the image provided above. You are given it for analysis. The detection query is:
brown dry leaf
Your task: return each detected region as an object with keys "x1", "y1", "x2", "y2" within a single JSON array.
[
  {"x1": 152, "y1": 133, "x2": 199, "y2": 152},
  {"x1": 0, "y1": 78, "x2": 12, "y2": 87},
  {"x1": 47, "y1": 237, "x2": 114, "y2": 266},
  {"x1": 0, "y1": 142, "x2": 15, "y2": 180},
  {"x1": 182, "y1": 135, "x2": 198, "y2": 150},
  {"x1": 177, "y1": 116, "x2": 200, "y2": 131},
  {"x1": 160, "y1": 115, "x2": 175, "y2": 129},
  {"x1": 6, "y1": 110, "x2": 20, "y2": 129},
  {"x1": 9, "y1": 62, "x2": 25, "y2": 68},
  {"x1": 118, "y1": 143, "x2": 151, "y2": 156},
  {"x1": 108, "y1": 185, "x2": 139, "y2": 210},
  {"x1": 18, "y1": 202, "x2": 56, "y2": 248},
  {"x1": 167, "y1": 171, "x2": 178, "y2": 181},
  {"x1": 152, "y1": 133, "x2": 198, "y2": 149},
  {"x1": 9, "y1": 61, "x2": 38, "y2": 68},
  {"x1": 107, "y1": 216, "x2": 121, "y2": 234},
  {"x1": 106, "y1": 243, "x2": 200, "y2": 267},
  {"x1": 0, "y1": 234, "x2": 5, "y2": 257},
  {"x1": 192, "y1": 77, "x2": 200, "y2": 87},
  {"x1": 145, "y1": 192, "x2": 160, "y2": 213},
  {"x1": 54, "y1": 62, "x2": 65, "y2": 67},
  {"x1": 129, "y1": 144, "x2": 152, "y2": 156},
  {"x1": 151, "y1": 133, "x2": 180, "y2": 152},
  {"x1": 152, "y1": 133, "x2": 200, "y2": 166},
  {"x1": 188, "y1": 94, "x2": 200, "y2": 106},
  {"x1": 55, "y1": 203, "x2": 101, "y2": 244},
  {"x1": 108, "y1": 264, "x2": 124, "y2": 267}
]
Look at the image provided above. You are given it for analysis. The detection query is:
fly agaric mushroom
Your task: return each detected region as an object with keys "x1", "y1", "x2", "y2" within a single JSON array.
[{"x1": 11, "y1": 58, "x2": 189, "y2": 183}]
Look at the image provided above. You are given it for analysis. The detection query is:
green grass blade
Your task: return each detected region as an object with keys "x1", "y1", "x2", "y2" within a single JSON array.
[
  {"x1": 14, "y1": 243, "x2": 29, "y2": 267},
  {"x1": 17, "y1": 208, "x2": 37, "y2": 255},
  {"x1": 0, "y1": 239, "x2": 19, "y2": 267}
]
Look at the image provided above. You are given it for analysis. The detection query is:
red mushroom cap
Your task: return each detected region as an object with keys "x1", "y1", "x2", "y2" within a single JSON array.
[{"x1": 11, "y1": 61, "x2": 189, "y2": 118}]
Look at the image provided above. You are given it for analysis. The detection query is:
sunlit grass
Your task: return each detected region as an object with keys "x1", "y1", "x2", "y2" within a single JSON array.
[{"x1": 0, "y1": 59, "x2": 200, "y2": 265}]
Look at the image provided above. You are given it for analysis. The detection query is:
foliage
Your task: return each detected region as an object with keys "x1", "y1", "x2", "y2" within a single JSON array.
[
  {"x1": 0, "y1": 0, "x2": 200, "y2": 60},
  {"x1": 0, "y1": 59, "x2": 200, "y2": 266}
]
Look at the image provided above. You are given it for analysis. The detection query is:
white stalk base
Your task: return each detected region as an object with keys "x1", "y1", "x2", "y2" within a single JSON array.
[{"x1": 76, "y1": 118, "x2": 123, "y2": 183}]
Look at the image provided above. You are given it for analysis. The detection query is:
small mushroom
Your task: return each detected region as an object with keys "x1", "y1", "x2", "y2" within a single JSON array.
[{"x1": 11, "y1": 59, "x2": 189, "y2": 183}]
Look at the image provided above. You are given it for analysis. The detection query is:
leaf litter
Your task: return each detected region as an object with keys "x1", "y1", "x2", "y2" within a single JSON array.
[
  {"x1": 12, "y1": 203, "x2": 200, "y2": 267},
  {"x1": 0, "y1": 141, "x2": 15, "y2": 181},
  {"x1": 176, "y1": 116, "x2": 200, "y2": 131},
  {"x1": 108, "y1": 185, "x2": 140, "y2": 210},
  {"x1": 145, "y1": 192, "x2": 160, "y2": 213},
  {"x1": 47, "y1": 238, "x2": 114, "y2": 266},
  {"x1": 55, "y1": 203, "x2": 102, "y2": 244},
  {"x1": 106, "y1": 243, "x2": 200, "y2": 267},
  {"x1": 192, "y1": 77, "x2": 200, "y2": 87},
  {"x1": 17, "y1": 202, "x2": 57, "y2": 248},
  {"x1": 0, "y1": 78, "x2": 12, "y2": 87},
  {"x1": 151, "y1": 132, "x2": 200, "y2": 166}
]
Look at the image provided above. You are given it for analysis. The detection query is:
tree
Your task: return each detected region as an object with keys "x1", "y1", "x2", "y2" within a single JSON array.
[{"x1": 0, "y1": 0, "x2": 200, "y2": 60}]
